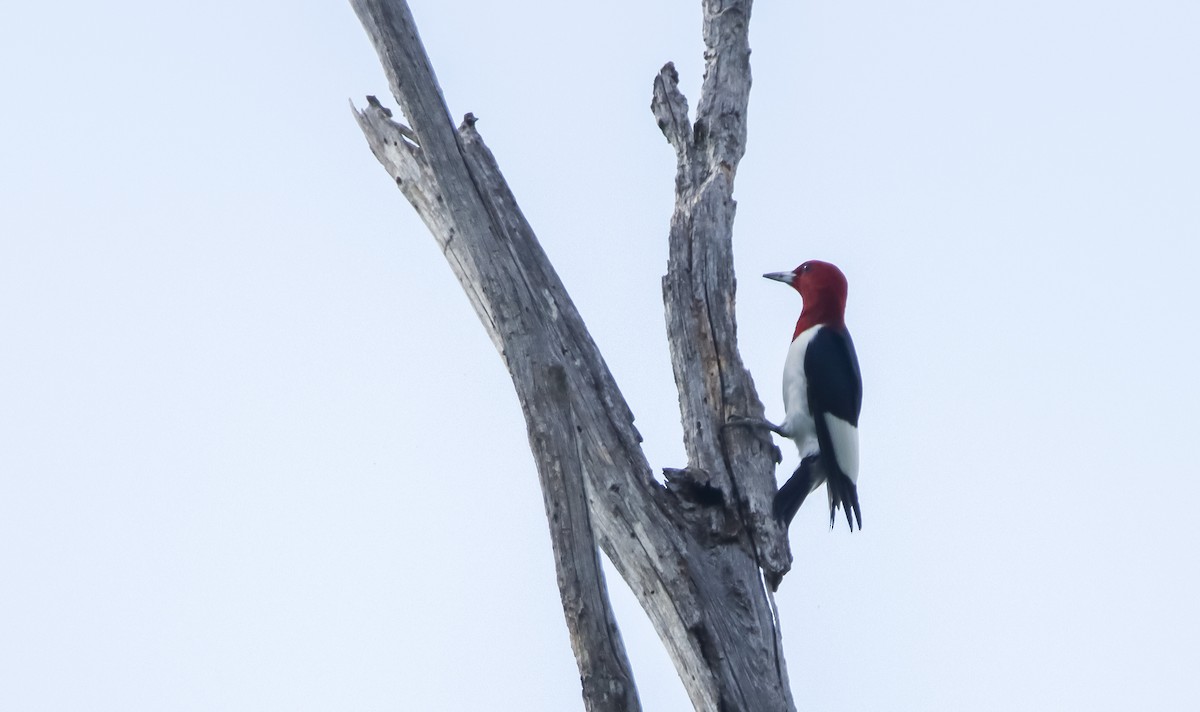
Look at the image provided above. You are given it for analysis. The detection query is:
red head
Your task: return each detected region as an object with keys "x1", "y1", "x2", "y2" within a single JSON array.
[{"x1": 763, "y1": 260, "x2": 848, "y2": 338}]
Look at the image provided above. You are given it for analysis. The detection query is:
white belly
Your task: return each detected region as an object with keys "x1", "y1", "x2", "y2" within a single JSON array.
[{"x1": 781, "y1": 324, "x2": 822, "y2": 457}]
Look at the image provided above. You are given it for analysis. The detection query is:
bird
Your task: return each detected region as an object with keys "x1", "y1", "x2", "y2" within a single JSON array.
[{"x1": 734, "y1": 260, "x2": 863, "y2": 530}]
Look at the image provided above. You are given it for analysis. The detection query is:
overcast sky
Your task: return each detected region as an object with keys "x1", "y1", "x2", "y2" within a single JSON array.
[{"x1": 3, "y1": 1, "x2": 1198, "y2": 710}]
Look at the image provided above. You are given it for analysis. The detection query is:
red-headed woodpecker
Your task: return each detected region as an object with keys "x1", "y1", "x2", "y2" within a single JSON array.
[{"x1": 753, "y1": 260, "x2": 863, "y2": 530}]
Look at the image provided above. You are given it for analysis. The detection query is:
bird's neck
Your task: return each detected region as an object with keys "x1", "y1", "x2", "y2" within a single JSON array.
[{"x1": 793, "y1": 302, "x2": 845, "y2": 340}]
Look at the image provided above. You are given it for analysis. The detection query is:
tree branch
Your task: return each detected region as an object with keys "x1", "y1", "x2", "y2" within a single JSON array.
[
  {"x1": 651, "y1": 63, "x2": 691, "y2": 160},
  {"x1": 526, "y1": 364, "x2": 641, "y2": 712},
  {"x1": 350, "y1": 0, "x2": 795, "y2": 708},
  {"x1": 654, "y1": 0, "x2": 791, "y2": 587}
]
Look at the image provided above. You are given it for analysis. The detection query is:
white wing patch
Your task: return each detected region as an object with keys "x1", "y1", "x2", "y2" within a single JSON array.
[{"x1": 822, "y1": 413, "x2": 859, "y2": 484}]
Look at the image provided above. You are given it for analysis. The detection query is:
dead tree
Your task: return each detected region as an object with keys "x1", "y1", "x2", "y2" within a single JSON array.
[{"x1": 350, "y1": 0, "x2": 795, "y2": 709}]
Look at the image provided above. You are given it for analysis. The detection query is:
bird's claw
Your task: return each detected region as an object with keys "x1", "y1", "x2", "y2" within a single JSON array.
[
  {"x1": 724, "y1": 414, "x2": 784, "y2": 463},
  {"x1": 722, "y1": 414, "x2": 753, "y2": 428},
  {"x1": 724, "y1": 414, "x2": 787, "y2": 437}
]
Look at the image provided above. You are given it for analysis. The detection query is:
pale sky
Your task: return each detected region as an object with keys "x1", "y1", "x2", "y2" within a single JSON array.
[{"x1": 2, "y1": 1, "x2": 1198, "y2": 710}]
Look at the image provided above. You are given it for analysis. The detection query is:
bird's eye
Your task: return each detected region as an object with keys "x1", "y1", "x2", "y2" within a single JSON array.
[{"x1": 800, "y1": 264, "x2": 810, "y2": 273}]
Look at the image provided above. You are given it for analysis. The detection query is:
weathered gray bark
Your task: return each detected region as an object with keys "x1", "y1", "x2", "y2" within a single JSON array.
[{"x1": 349, "y1": 0, "x2": 794, "y2": 709}]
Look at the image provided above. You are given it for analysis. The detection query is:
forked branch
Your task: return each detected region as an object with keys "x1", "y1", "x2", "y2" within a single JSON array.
[{"x1": 350, "y1": 0, "x2": 795, "y2": 709}]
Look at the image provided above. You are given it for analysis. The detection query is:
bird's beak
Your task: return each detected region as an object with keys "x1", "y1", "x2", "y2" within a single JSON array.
[{"x1": 763, "y1": 271, "x2": 795, "y2": 284}]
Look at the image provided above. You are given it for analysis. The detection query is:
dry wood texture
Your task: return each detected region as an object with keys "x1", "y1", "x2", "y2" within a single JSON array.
[{"x1": 350, "y1": 0, "x2": 795, "y2": 709}]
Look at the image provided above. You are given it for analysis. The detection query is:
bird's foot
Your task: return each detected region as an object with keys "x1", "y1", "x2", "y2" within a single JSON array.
[
  {"x1": 723, "y1": 415, "x2": 784, "y2": 463},
  {"x1": 724, "y1": 415, "x2": 788, "y2": 437}
]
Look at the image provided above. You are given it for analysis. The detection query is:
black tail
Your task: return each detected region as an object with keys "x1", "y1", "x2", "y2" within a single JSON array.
[
  {"x1": 773, "y1": 454, "x2": 820, "y2": 526},
  {"x1": 826, "y1": 470, "x2": 862, "y2": 531}
]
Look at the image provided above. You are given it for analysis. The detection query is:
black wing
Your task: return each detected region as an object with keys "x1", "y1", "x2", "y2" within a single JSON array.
[
  {"x1": 804, "y1": 326, "x2": 862, "y2": 426},
  {"x1": 805, "y1": 326, "x2": 863, "y2": 530}
]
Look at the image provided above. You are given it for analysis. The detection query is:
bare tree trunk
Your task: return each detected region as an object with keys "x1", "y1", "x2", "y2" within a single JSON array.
[{"x1": 349, "y1": 1, "x2": 794, "y2": 709}]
